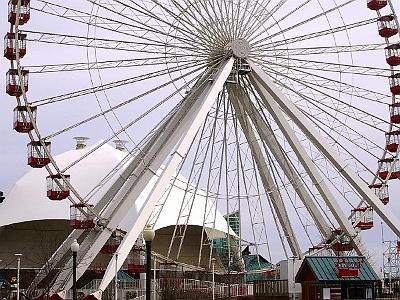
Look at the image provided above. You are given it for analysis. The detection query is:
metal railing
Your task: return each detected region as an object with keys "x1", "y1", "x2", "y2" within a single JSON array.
[{"x1": 73, "y1": 278, "x2": 254, "y2": 300}]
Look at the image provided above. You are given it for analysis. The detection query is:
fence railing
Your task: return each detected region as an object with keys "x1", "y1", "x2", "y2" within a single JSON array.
[{"x1": 77, "y1": 278, "x2": 254, "y2": 300}]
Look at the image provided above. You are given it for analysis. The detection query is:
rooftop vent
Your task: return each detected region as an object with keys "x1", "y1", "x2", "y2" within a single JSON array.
[{"x1": 73, "y1": 137, "x2": 90, "y2": 150}]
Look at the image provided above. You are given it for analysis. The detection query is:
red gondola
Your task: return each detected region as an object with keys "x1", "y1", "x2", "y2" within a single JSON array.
[
  {"x1": 8, "y1": 0, "x2": 30, "y2": 25},
  {"x1": 369, "y1": 183, "x2": 389, "y2": 205},
  {"x1": 47, "y1": 174, "x2": 70, "y2": 201},
  {"x1": 128, "y1": 246, "x2": 146, "y2": 274},
  {"x1": 70, "y1": 203, "x2": 95, "y2": 229},
  {"x1": 397, "y1": 241, "x2": 400, "y2": 252},
  {"x1": 390, "y1": 101, "x2": 400, "y2": 123},
  {"x1": 385, "y1": 131, "x2": 400, "y2": 152},
  {"x1": 367, "y1": 0, "x2": 387, "y2": 10},
  {"x1": 13, "y1": 106, "x2": 36, "y2": 133},
  {"x1": 386, "y1": 44, "x2": 400, "y2": 66},
  {"x1": 4, "y1": 33, "x2": 27, "y2": 60},
  {"x1": 101, "y1": 229, "x2": 124, "y2": 254},
  {"x1": 27, "y1": 141, "x2": 51, "y2": 168},
  {"x1": 351, "y1": 207, "x2": 373, "y2": 230},
  {"x1": 6, "y1": 69, "x2": 29, "y2": 97},
  {"x1": 378, "y1": 15, "x2": 399, "y2": 38},
  {"x1": 390, "y1": 74, "x2": 400, "y2": 95},
  {"x1": 378, "y1": 158, "x2": 400, "y2": 180},
  {"x1": 331, "y1": 229, "x2": 354, "y2": 252}
]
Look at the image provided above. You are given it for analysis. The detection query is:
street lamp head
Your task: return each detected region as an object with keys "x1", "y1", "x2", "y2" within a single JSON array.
[
  {"x1": 14, "y1": 254, "x2": 22, "y2": 257},
  {"x1": 143, "y1": 225, "x2": 155, "y2": 242},
  {"x1": 71, "y1": 239, "x2": 80, "y2": 253}
]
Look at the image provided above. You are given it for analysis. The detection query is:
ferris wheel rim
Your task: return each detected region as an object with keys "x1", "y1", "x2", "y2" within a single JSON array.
[
  {"x1": 7, "y1": 1, "x2": 400, "y2": 285},
  {"x1": 8, "y1": 3, "x2": 394, "y2": 201}
]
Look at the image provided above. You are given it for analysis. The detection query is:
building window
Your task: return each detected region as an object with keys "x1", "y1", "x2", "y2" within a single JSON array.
[{"x1": 323, "y1": 288, "x2": 331, "y2": 300}]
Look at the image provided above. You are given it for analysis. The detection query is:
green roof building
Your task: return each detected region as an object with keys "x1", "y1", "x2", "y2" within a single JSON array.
[{"x1": 295, "y1": 256, "x2": 381, "y2": 300}]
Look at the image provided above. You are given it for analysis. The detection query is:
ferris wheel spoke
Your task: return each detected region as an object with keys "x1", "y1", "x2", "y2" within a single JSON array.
[
  {"x1": 26, "y1": 55, "x2": 205, "y2": 74},
  {"x1": 300, "y1": 106, "x2": 382, "y2": 179},
  {"x1": 249, "y1": 67, "x2": 371, "y2": 249},
  {"x1": 32, "y1": 1, "x2": 206, "y2": 53},
  {"x1": 268, "y1": 65, "x2": 390, "y2": 109},
  {"x1": 43, "y1": 64, "x2": 209, "y2": 141},
  {"x1": 59, "y1": 88, "x2": 190, "y2": 173},
  {"x1": 296, "y1": 92, "x2": 384, "y2": 157},
  {"x1": 223, "y1": 0, "x2": 236, "y2": 39},
  {"x1": 292, "y1": 115, "x2": 375, "y2": 210},
  {"x1": 259, "y1": 55, "x2": 392, "y2": 77},
  {"x1": 229, "y1": 103, "x2": 265, "y2": 264},
  {"x1": 228, "y1": 85, "x2": 302, "y2": 258},
  {"x1": 32, "y1": 59, "x2": 209, "y2": 106},
  {"x1": 251, "y1": 0, "x2": 356, "y2": 46},
  {"x1": 252, "y1": 43, "x2": 387, "y2": 56},
  {"x1": 162, "y1": 1, "x2": 218, "y2": 47},
  {"x1": 266, "y1": 67, "x2": 392, "y2": 135},
  {"x1": 195, "y1": 97, "x2": 225, "y2": 267},
  {"x1": 254, "y1": 18, "x2": 378, "y2": 49},
  {"x1": 176, "y1": 0, "x2": 227, "y2": 47},
  {"x1": 24, "y1": 30, "x2": 205, "y2": 56},
  {"x1": 243, "y1": 0, "x2": 289, "y2": 41},
  {"x1": 250, "y1": 61, "x2": 400, "y2": 244},
  {"x1": 114, "y1": 0, "x2": 210, "y2": 50},
  {"x1": 263, "y1": 0, "x2": 312, "y2": 33},
  {"x1": 283, "y1": 82, "x2": 384, "y2": 157},
  {"x1": 191, "y1": 0, "x2": 229, "y2": 43},
  {"x1": 89, "y1": 0, "x2": 192, "y2": 42},
  {"x1": 240, "y1": 79, "x2": 334, "y2": 238},
  {"x1": 121, "y1": 0, "x2": 216, "y2": 52},
  {"x1": 249, "y1": 156, "x2": 273, "y2": 262},
  {"x1": 266, "y1": 148, "x2": 317, "y2": 247},
  {"x1": 235, "y1": 0, "x2": 264, "y2": 41},
  {"x1": 233, "y1": 0, "x2": 252, "y2": 40},
  {"x1": 261, "y1": 59, "x2": 391, "y2": 105},
  {"x1": 208, "y1": 0, "x2": 230, "y2": 41},
  {"x1": 167, "y1": 115, "x2": 212, "y2": 260}
]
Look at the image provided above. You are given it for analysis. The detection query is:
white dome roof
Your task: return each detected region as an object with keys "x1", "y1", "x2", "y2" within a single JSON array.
[{"x1": 1, "y1": 141, "x2": 235, "y2": 239}]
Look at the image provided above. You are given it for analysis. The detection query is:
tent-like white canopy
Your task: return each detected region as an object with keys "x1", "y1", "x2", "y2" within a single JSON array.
[{"x1": 1, "y1": 141, "x2": 236, "y2": 240}]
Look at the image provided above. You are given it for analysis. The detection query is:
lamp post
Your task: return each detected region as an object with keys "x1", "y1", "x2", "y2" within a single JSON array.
[
  {"x1": 115, "y1": 252, "x2": 118, "y2": 300},
  {"x1": 211, "y1": 258, "x2": 216, "y2": 300},
  {"x1": 143, "y1": 225, "x2": 155, "y2": 300},
  {"x1": 15, "y1": 254, "x2": 22, "y2": 300},
  {"x1": 70, "y1": 239, "x2": 79, "y2": 300}
]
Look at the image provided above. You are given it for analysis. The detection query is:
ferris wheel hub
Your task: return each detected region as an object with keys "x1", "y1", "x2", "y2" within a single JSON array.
[{"x1": 231, "y1": 38, "x2": 251, "y2": 59}]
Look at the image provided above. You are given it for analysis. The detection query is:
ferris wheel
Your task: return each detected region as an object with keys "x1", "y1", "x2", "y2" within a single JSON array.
[{"x1": 4, "y1": 0, "x2": 400, "y2": 298}]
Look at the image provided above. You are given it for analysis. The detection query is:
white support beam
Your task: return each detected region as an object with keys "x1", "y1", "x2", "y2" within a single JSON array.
[
  {"x1": 228, "y1": 85, "x2": 302, "y2": 258},
  {"x1": 239, "y1": 87, "x2": 332, "y2": 239},
  {"x1": 52, "y1": 58, "x2": 234, "y2": 297},
  {"x1": 30, "y1": 117, "x2": 178, "y2": 293},
  {"x1": 93, "y1": 57, "x2": 234, "y2": 296},
  {"x1": 248, "y1": 67, "x2": 367, "y2": 257},
  {"x1": 249, "y1": 60, "x2": 400, "y2": 239},
  {"x1": 29, "y1": 101, "x2": 188, "y2": 292},
  {"x1": 49, "y1": 72, "x2": 213, "y2": 293}
]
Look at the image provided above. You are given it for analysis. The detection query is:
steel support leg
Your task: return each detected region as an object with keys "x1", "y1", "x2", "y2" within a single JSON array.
[
  {"x1": 238, "y1": 85, "x2": 332, "y2": 239},
  {"x1": 228, "y1": 85, "x2": 302, "y2": 258},
  {"x1": 248, "y1": 68, "x2": 366, "y2": 256},
  {"x1": 54, "y1": 58, "x2": 234, "y2": 299},
  {"x1": 249, "y1": 60, "x2": 400, "y2": 239}
]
